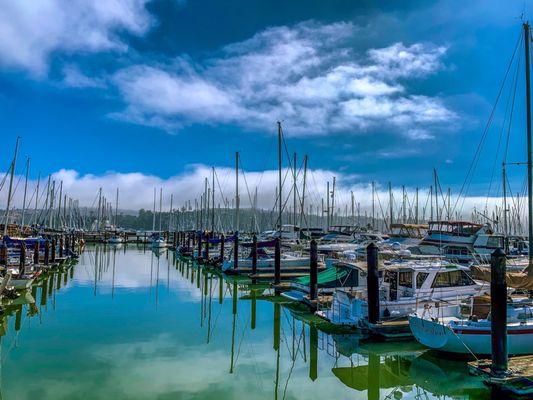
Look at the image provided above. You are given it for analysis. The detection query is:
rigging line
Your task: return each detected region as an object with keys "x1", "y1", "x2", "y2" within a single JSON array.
[
  {"x1": 453, "y1": 30, "x2": 522, "y2": 214},
  {"x1": 485, "y1": 53, "x2": 521, "y2": 208},
  {"x1": 214, "y1": 168, "x2": 228, "y2": 207},
  {"x1": 238, "y1": 158, "x2": 255, "y2": 209},
  {"x1": 504, "y1": 50, "x2": 522, "y2": 164}
]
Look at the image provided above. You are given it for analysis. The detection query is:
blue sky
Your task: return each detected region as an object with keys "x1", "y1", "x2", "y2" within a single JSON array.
[{"x1": 0, "y1": 0, "x2": 531, "y2": 210}]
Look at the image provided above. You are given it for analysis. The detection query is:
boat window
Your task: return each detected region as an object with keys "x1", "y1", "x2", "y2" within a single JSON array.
[
  {"x1": 416, "y1": 272, "x2": 429, "y2": 288},
  {"x1": 431, "y1": 270, "x2": 476, "y2": 288},
  {"x1": 486, "y1": 236, "x2": 504, "y2": 248},
  {"x1": 398, "y1": 271, "x2": 413, "y2": 288}
]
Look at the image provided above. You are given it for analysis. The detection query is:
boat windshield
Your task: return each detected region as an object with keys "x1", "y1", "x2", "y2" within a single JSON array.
[{"x1": 431, "y1": 270, "x2": 475, "y2": 288}]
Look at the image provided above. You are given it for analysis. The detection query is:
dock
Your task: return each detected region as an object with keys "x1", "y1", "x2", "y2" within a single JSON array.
[{"x1": 468, "y1": 356, "x2": 533, "y2": 397}]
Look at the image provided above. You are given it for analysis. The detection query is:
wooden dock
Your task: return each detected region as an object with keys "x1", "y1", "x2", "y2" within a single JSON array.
[{"x1": 468, "y1": 356, "x2": 533, "y2": 398}]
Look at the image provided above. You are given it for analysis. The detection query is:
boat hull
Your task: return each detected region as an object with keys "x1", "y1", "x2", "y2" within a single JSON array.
[{"x1": 409, "y1": 315, "x2": 533, "y2": 355}]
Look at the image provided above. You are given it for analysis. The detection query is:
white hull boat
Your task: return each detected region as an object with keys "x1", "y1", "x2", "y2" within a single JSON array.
[{"x1": 409, "y1": 301, "x2": 533, "y2": 356}]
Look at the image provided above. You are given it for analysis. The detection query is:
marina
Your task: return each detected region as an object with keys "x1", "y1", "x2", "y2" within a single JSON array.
[{"x1": 3, "y1": 2, "x2": 533, "y2": 399}]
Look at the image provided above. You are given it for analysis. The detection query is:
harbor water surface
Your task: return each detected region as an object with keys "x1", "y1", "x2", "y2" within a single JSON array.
[{"x1": 1, "y1": 246, "x2": 491, "y2": 399}]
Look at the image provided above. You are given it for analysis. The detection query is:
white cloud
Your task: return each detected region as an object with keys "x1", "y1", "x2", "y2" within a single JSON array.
[
  {"x1": 0, "y1": 166, "x2": 508, "y2": 227},
  {"x1": 111, "y1": 21, "x2": 455, "y2": 138},
  {"x1": 61, "y1": 65, "x2": 106, "y2": 88},
  {"x1": 0, "y1": 0, "x2": 153, "y2": 76}
]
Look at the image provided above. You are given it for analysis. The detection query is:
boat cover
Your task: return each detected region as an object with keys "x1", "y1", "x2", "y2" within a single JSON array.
[{"x1": 471, "y1": 265, "x2": 533, "y2": 290}]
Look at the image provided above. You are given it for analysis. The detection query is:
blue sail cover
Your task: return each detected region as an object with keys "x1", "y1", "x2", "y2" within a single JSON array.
[
  {"x1": 207, "y1": 235, "x2": 237, "y2": 244},
  {"x1": 3, "y1": 236, "x2": 47, "y2": 248}
]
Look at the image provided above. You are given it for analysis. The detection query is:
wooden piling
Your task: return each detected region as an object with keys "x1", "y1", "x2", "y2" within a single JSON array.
[
  {"x1": 33, "y1": 240, "x2": 40, "y2": 265},
  {"x1": 44, "y1": 240, "x2": 50, "y2": 265},
  {"x1": 491, "y1": 248, "x2": 508, "y2": 375},
  {"x1": 309, "y1": 239, "x2": 318, "y2": 303},
  {"x1": 366, "y1": 242, "x2": 379, "y2": 325}
]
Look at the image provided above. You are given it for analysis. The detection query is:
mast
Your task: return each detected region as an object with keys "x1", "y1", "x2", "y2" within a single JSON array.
[
  {"x1": 115, "y1": 187, "x2": 119, "y2": 229},
  {"x1": 152, "y1": 187, "x2": 156, "y2": 232},
  {"x1": 331, "y1": 177, "x2": 336, "y2": 227},
  {"x1": 524, "y1": 22, "x2": 533, "y2": 272},
  {"x1": 388, "y1": 182, "x2": 393, "y2": 230},
  {"x1": 169, "y1": 193, "x2": 173, "y2": 232},
  {"x1": 326, "y1": 182, "x2": 330, "y2": 230},
  {"x1": 277, "y1": 122, "x2": 282, "y2": 231},
  {"x1": 415, "y1": 187, "x2": 419, "y2": 224},
  {"x1": 503, "y1": 163, "x2": 509, "y2": 249},
  {"x1": 371, "y1": 181, "x2": 375, "y2": 230},
  {"x1": 158, "y1": 188, "x2": 162, "y2": 233},
  {"x1": 211, "y1": 167, "x2": 215, "y2": 231},
  {"x1": 300, "y1": 155, "x2": 308, "y2": 229},
  {"x1": 434, "y1": 169, "x2": 439, "y2": 221},
  {"x1": 20, "y1": 157, "x2": 30, "y2": 229},
  {"x1": 293, "y1": 153, "x2": 297, "y2": 226},
  {"x1": 402, "y1": 185, "x2": 407, "y2": 223},
  {"x1": 3, "y1": 137, "x2": 20, "y2": 236},
  {"x1": 235, "y1": 152, "x2": 240, "y2": 232}
]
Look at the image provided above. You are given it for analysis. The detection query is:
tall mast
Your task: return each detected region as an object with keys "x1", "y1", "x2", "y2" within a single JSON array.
[
  {"x1": 235, "y1": 152, "x2": 240, "y2": 232},
  {"x1": 402, "y1": 185, "x2": 407, "y2": 223},
  {"x1": 300, "y1": 155, "x2": 308, "y2": 229},
  {"x1": 434, "y1": 169, "x2": 439, "y2": 221},
  {"x1": 326, "y1": 181, "x2": 330, "y2": 230},
  {"x1": 20, "y1": 157, "x2": 30, "y2": 229},
  {"x1": 169, "y1": 193, "x2": 173, "y2": 232},
  {"x1": 524, "y1": 22, "x2": 533, "y2": 272},
  {"x1": 415, "y1": 187, "x2": 419, "y2": 224},
  {"x1": 331, "y1": 177, "x2": 336, "y2": 226},
  {"x1": 388, "y1": 182, "x2": 393, "y2": 230},
  {"x1": 115, "y1": 187, "x2": 119, "y2": 229},
  {"x1": 34, "y1": 172, "x2": 40, "y2": 224},
  {"x1": 351, "y1": 191, "x2": 355, "y2": 227},
  {"x1": 158, "y1": 188, "x2": 162, "y2": 233},
  {"x1": 152, "y1": 187, "x2": 156, "y2": 231},
  {"x1": 211, "y1": 167, "x2": 215, "y2": 231},
  {"x1": 3, "y1": 137, "x2": 20, "y2": 236},
  {"x1": 503, "y1": 163, "x2": 509, "y2": 245},
  {"x1": 371, "y1": 181, "x2": 375, "y2": 230},
  {"x1": 277, "y1": 122, "x2": 282, "y2": 230},
  {"x1": 292, "y1": 153, "x2": 297, "y2": 226}
]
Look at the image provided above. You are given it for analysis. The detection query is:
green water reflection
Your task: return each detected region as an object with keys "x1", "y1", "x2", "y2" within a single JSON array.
[{"x1": 0, "y1": 246, "x2": 491, "y2": 399}]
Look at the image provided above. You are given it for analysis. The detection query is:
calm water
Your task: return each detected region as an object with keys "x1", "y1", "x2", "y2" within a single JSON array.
[{"x1": 0, "y1": 246, "x2": 492, "y2": 399}]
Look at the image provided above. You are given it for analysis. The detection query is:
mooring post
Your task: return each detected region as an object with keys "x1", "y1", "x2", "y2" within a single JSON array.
[
  {"x1": 33, "y1": 240, "x2": 40, "y2": 265},
  {"x1": 309, "y1": 239, "x2": 318, "y2": 306},
  {"x1": 366, "y1": 242, "x2": 380, "y2": 325},
  {"x1": 491, "y1": 248, "x2": 508, "y2": 375},
  {"x1": 274, "y1": 238, "x2": 281, "y2": 287},
  {"x1": 19, "y1": 242, "x2": 26, "y2": 275},
  {"x1": 44, "y1": 240, "x2": 50, "y2": 265},
  {"x1": 59, "y1": 235, "x2": 64, "y2": 258},
  {"x1": 51, "y1": 238, "x2": 56, "y2": 262},
  {"x1": 233, "y1": 233, "x2": 239, "y2": 270},
  {"x1": 251, "y1": 234, "x2": 258, "y2": 284}
]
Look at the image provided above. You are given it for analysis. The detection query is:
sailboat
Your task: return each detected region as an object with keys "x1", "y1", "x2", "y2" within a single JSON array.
[
  {"x1": 151, "y1": 188, "x2": 168, "y2": 248},
  {"x1": 409, "y1": 22, "x2": 533, "y2": 356}
]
